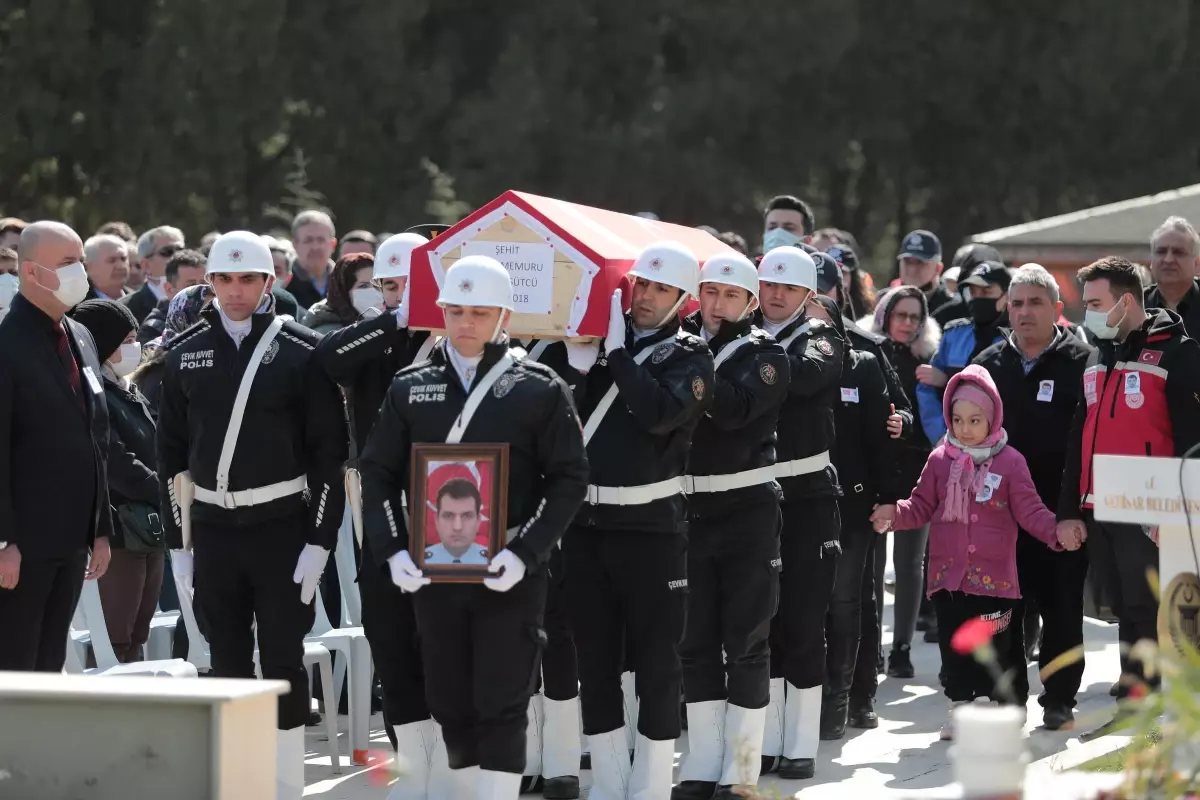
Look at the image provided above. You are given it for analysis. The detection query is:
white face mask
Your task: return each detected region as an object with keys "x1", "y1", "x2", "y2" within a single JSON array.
[
  {"x1": 351, "y1": 286, "x2": 384, "y2": 315},
  {"x1": 37, "y1": 262, "x2": 89, "y2": 308},
  {"x1": 0, "y1": 273, "x2": 18, "y2": 310},
  {"x1": 1084, "y1": 298, "x2": 1126, "y2": 340},
  {"x1": 111, "y1": 342, "x2": 142, "y2": 378}
]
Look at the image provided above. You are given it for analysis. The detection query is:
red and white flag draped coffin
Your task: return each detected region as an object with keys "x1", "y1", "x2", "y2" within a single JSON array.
[{"x1": 408, "y1": 190, "x2": 734, "y2": 338}]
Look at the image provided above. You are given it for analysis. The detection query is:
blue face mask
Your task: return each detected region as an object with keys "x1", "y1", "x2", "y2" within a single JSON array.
[{"x1": 763, "y1": 227, "x2": 803, "y2": 253}]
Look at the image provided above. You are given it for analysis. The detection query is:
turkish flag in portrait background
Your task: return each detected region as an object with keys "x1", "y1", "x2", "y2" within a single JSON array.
[{"x1": 423, "y1": 460, "x2": 493, "y2": 546}]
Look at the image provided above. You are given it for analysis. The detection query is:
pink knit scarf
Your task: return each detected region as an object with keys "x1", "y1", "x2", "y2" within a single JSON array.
[{"x1": 941, "y1": 430, "x2": 1008, "y2": 523}]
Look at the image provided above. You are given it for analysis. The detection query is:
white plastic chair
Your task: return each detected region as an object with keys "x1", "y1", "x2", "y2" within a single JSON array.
[
  {"x1": 172, "y1": 570, "x2": 343, "y2": 774},
  {"x1": 333, "y1": 508, "x2": 362, "y2": 626},
  {"x1": 308, "y1": 578, "x2": 373, "y2": 765},
  {"x1": 145, "y1": 610, "x2": 180, "y2": 661},
  {"x1": 73, "y1": 580, "x2": 197, "y2": 677}
]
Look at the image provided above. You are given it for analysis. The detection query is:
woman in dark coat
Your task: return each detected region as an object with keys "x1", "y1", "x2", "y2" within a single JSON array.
[{"x1": 70, "y1": 300, "x2": 164, "y2": 663}]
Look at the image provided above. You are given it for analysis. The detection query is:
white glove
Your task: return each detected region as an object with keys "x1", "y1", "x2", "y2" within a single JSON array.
[
  {"x1": 604, "y1": 289, "x2": 626, "y2": 356},
  {"x1": 171, "y1": 549, "x2": 194, "y2": 598},
  {"x1": 292, "y1": 544, "x2": 330, "y2": 605},
  {"x1": 484, "y1": 549, "x2": 527, "y2": 593},
  {"x1": 565, "y1": 340, "x2": 600, "y2": 373},
  {"x1": 388, "y1": 550, "x2": 431, "y2": 593},
  {"x1": 393, "y1": 292, "x2": 410, "y2": 329}
]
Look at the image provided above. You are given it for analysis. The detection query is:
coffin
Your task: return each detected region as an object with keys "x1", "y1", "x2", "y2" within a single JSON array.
[{"x1": 408, "y1": 190, "x2": 734, "y2": 338}]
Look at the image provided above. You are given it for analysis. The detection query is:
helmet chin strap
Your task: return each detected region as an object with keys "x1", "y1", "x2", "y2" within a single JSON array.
[
  {"x1": 734, "y1": 296, "x2": 760, "y2": 323},
  {"x1": 440, "y1": 308, "x2": 510, "y2": 348},
  {"x1": 652, "y1": 292, "x2": 690, "y2": 330}
]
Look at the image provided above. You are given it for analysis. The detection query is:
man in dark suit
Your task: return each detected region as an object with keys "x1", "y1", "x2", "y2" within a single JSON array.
[
  {"x1": 0, "y1": 221, "x2": 114, "y2": 671},
  {"x1": 121, "y1": 225, "x2": 184, "y2": 323}
]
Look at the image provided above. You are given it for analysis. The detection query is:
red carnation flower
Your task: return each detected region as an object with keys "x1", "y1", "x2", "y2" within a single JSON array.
[{"x1": 950, "y1": 617, "x2": 994, "y2": 655}]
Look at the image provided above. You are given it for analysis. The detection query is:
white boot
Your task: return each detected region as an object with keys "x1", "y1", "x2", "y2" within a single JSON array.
[
  {"x1": 677, "y1": 700, "x2": 725, "y2": 782},
  {"x1": 274, "y1": 726, "x2": 306, "y2": 800},
  {"x1": 621, "y1": 671, "x2": 639, "y2": 753},
  {"x1": 388, "y1": 719, "x2": 437, "y2": 799},
  {"x1": 523, "y1": 693, "x2": 545, "y2": 779},
  {"x1": 782, "y1": 683, "x2": 822, "y2": 760},
  {"x1": 426, "y1": 724, "x2": 455, "y2": 800},
  {"x1": 627, "y1": 734, "x2": 674, "y2": 800},
  {"x1": 542, "y1": 697, "x2": 582, "y2": 779},
  {"x1": 443, "y1": 765, "x2": 479, "y2": 798},
  {"x1": 761, "y1": 678, "x2": 785, "y2": 760},
  {"x1": 719, "y1": 704, "x2": 767, "y2": 787},
  {"x1": 476, "y1": 768, "x2": 521, "y2": 799},
  {"x1": 585, "y1": 728, "x2": 632, "y2": 800}
]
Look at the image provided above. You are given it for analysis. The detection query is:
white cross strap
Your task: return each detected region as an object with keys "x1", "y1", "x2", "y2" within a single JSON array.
[
  {"x1": 445, "y1": 351, "x2": 519, "y2": 444},
  {"x1": 776, "y1": 321, "x2": 812, "y2": 353},
  {"x1": 215, "y1": 316, "x2": 286, "y2": 497},
  {"x1": 712, "y1": 334, "x2": 754, "y2": 370},
  {"x1": 582, "y1": 344, "x2": 660, "y2": 445}
]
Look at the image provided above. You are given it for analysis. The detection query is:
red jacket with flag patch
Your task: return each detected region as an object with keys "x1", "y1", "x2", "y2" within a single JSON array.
[{"x1": 1059, "y1": 308, "x2": 1200, "y2": 518}]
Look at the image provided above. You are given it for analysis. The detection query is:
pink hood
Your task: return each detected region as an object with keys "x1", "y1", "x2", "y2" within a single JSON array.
[{"x1": 942, "y1": 364, "x2": 1004, "y2": 440}]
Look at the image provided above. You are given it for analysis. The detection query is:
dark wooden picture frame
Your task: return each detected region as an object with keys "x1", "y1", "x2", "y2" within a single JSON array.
[{"x1": 409, "y1": 443, "x2": 509, "y2": 583}]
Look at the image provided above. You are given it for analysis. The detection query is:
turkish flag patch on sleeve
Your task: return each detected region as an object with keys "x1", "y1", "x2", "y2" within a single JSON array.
[{"x1": 1139, "y1": 349, "x2": 1163, "y2": 366}]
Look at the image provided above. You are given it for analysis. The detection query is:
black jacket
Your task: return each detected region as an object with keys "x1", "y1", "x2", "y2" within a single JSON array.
[
  {"x1": 681, "y1": 312, "x2": 790, "y2": 520},
  {"x1": 103, "y1": 374, "x2": 160, "y2": 549},
  {"x1": 972, "y1": 327, "x2": 1093, "y2": 509},
  {"x1": 835, "y1": 347, "x2": 902, "y2": 507},
  {"x1": 755, "y1": 310, "x2": 844, "y2": 502},
  {"x1": 359, "y1": 340, "x2": 589, "y2": 570},
  {"x1": 1145, "y1": 278, "x2": 1200, "y2": 340},
  {"x1": 120, "y1": 283, "x2": 159, "y2": 324},
  {"x1": 273, "y1": 285, "x2": 303, "y2": 319},
  {"x1": 844, "y1": 316, "x2": 913, "y2": 438},
  {"x1": 929, "y1": 285, "x2": 969, "y2": 328},
  {"x1": 0, "y1": 295, "x2": 114, "y2": 557},
  {"x1": 156, "y1": 306, "x2": 349, "y2": 549},
  {"x1": 575, "y1": 315, "x2": 714, "y2": 534},
  {"x1": 316, "y1": 310, "x2": 420, "y2": 455},
  {"x1": 137, "y1": 297, "x2": 170, "y2": 344},
  {"x1": 515, "y1": 339, "x2": 586, "y2": 408},
  {"x1": 285, "y1": 268, "x2": 327, "y2": 311}
]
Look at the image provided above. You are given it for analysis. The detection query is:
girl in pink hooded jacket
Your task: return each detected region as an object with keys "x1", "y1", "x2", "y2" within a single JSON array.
[{"x1": 871, "y1": 364, "x2": 1073, "y2": 739}]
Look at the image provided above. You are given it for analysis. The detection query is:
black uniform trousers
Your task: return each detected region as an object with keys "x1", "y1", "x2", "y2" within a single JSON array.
[
  {"x1": 1083, "y1": 511, "x2": 1160, "y2": 684},
  {"x1": 680, "y1": 498, "x2": 781, "y2": 709},
  {"x1": 193, "y1": 513, "x2": 315, "y2": 730},
  {"x1": 932, "y1": 590, "x2": 1018, "y2": 703},
  {"x1": 564, "y1": 526, "x2": 688, "y2": 740},
  {"x1": 359, "y1": 545, "x2": 429, "y2": 731},
  {"x1": 770, "y1": 496, "x2": 841, "y2": 690},
  {"x1": 852, "y1": 548, "x2": 879, "y2": 702},
  {"x1": 826, "y1": 497, "x2": 877, "y2": 700},
  {"x1": 412, "y1": 572, "x2": 547, "y2": 774},
  {"x1": 541, "y1": 548, "x2": 579, "y2": 701},
  {"x1": 1008, "y1": 531, "x2": 1088, "y2": 708},
  {"x1": 0, "y1": 548, "x2": 88, "y2": 672}
]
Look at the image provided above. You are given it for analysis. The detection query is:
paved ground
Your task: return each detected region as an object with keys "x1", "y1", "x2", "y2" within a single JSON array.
[{"x1": 299, "y1": 581, "x2": 1124, "y2": 798}]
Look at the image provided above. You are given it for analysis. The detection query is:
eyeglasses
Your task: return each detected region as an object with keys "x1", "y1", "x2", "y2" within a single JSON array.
[
  {"x1": 891, "y1": 312, "x2": 923, "y2": 324},
  {"x1": 156, "y1": 245, "x2": 182, "y2": 259}
]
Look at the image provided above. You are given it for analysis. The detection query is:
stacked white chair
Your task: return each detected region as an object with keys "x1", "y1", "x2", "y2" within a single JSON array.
[{"x1": 68, "y1": 580, "x2": 197, "y2": 677}]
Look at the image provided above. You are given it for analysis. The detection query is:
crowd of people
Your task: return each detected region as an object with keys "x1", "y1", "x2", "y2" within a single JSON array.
[{"x1": 0, "y1": 198, "x2": 1197, "y2": 800}]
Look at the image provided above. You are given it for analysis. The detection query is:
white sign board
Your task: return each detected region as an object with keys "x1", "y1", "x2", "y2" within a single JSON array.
[
  {"x1": 1091, "y1": 455, "x2": 1200, "y2": 526},
  {"x1": 461, "y1": 241, "x2": 554, "y2": 315}
]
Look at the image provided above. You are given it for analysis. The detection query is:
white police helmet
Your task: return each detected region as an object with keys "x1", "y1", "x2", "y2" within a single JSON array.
[
  {"x1": 700, "y1": 253, "x2": 760, "y2": 300},
  {"x1": 437, "y1": 255, "x2": 513, "y2": 311},
  {"x1": 627, "y1": 241, "x2": 700, "y2": 297},
  {"x1": 374, "y1": 233, "x2": 428, "y2": 280},
  {"x1": 758, "y1": 246, "x2": 817, "y2": 290},
  {"x1": 206, "y1": 231, "x2": 274, "y2": 276}
]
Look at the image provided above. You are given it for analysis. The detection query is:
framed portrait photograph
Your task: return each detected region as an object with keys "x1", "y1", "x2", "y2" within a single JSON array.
[{"x1": 409, "y1": 443, "x2": 510, "y2": 583}]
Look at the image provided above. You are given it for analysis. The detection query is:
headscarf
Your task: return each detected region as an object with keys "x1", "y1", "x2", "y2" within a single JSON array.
[
  {"x1": 154, "y1": 284, "x2": 213, "y2": 350},
  {"x1": 325, "y1": 253, "x2": 375, "y2": 323}
]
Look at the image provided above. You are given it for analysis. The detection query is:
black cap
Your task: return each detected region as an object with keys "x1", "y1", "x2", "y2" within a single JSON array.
[
  {"x1": 826, "y1": 244, "x2": 859, "y2": 271},
  {"x1": 812, "y1": 252, "x2": 842, "y2": 295},
  {"x1": 959, "y1": 260, "x2": 1012, "y2": 292},
  {"x1": 951, "y1": 243, "x2": 1003, "y2": 272},
  {"x1": 898, "y1": 230, "x2": 942, "y2": 262},
  {"x1": 405, "y1": 223, "x2": 453, "y2": 240},
  {"x1": 69, "y1": 299, "x2": 138, "y2": 360}
]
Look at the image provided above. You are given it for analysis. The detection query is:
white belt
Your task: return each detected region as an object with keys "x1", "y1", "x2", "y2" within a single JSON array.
[
  {"x1": 585, "y1": 477, "x2": 684, "y2": 506},
  {"x1": 774, "y1": 451, "x2": 832, "y2": 479},
  {"x1": 194, "y1": 476, "x2": 307, "y2": 510},
  {"x1": 683, "y1": 465, "x2": 778, "y2": 494}
]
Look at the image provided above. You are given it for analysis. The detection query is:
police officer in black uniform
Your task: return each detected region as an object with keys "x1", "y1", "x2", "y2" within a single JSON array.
[
  {"x1": 360, "y1": 255, "x2": 588, "y2": 800},
  {"x1": 754, "y1": 245, "x2": 844, "y2": 780},
  {"x1": 567, "y1": 241, "x2": 714, "y2": 800},
  {"x1": 315, "y1": 232, "x2": 458, "y2": 797},
  {"x1": 672, "y1": 253, "x2": 789, "y2": 799},
  {"x1": 158, "y1": 231, "x2": 348, "y2": 800}
]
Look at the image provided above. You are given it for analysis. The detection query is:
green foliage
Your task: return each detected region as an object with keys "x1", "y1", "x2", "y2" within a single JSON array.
[{"x1": 1, "y1": 0, "x2": 1198, "y2": 276}]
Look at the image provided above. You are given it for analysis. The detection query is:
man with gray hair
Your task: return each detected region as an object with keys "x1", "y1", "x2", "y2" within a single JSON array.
[
  {"x1": 288, "y1": 210, "x2": 336, "y2": 309},
  {"x1": 970, "y1": 263, "x2": 1094, "y2": 731},
  {"x1": 122, "y1": 224, "x2": 185, "y2": 323},
  {"x1": 82, "y1": 234, "x2": 132, "y2": 301},
  {"x1": 1145, "y1": 215, "x2": 1200, "y2": 338}
]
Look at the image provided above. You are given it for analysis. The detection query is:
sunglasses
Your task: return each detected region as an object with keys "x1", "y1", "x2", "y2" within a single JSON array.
[{"x1": 156, "y1": 245, "x2": 182, "y2": 259}]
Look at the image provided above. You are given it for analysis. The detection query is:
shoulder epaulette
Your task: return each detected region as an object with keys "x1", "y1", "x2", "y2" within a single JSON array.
[
  {"x1": 278, "y1": 323, "x2": 317, "y2": 351},
  {"x1": 164, "y1": 320, "x2": 211, "y2": 351}
]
